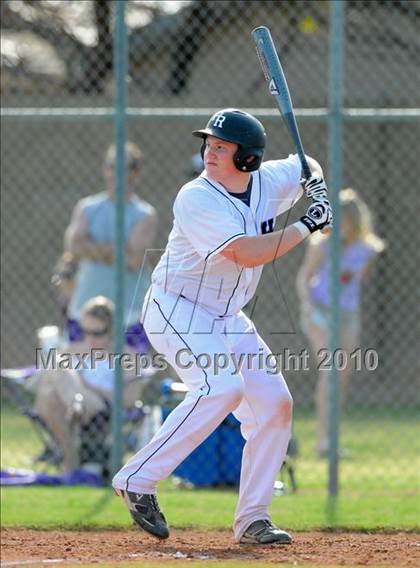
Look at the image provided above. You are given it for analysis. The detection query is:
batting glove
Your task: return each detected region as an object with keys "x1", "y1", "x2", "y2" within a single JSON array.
[
  {"x1": 300, "y1": 200, "x2": 333, "y2": 233},
  {"x1": 303, "y1": 175, "x2": 328, "y2": 201}
]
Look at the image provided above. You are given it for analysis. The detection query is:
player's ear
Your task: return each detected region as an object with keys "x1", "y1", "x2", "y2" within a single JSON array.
[{"x1": 233, "y1": 147, "x2": 264, "y2": 172}]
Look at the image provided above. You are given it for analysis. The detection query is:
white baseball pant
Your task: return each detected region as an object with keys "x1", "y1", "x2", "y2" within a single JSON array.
[{"x1": 112, "y1": 285, "x2": 293, "y2": 541}]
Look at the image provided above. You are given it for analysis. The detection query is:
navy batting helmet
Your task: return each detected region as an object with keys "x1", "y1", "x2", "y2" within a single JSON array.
[{"x1": 192, "y1": 109, "x2": 266, "y2": 172}]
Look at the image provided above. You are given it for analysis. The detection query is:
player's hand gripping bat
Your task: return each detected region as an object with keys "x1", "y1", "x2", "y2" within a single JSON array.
[{"x1": 252, "y1": 26, "x2": 332, "y2": 234}]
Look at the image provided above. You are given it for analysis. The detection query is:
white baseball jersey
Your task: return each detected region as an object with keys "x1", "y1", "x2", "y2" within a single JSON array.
[{"x1": 152, "y1": 154, "x2": 303, "y2": 317}]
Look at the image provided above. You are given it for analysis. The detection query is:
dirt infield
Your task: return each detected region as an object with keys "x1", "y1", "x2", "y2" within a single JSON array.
[{"x1": 1, "y1": 528, "x2": 419, "y2": 566}]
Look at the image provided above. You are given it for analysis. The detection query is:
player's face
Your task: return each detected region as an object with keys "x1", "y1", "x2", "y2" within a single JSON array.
[{"x1": 203, "y1": 136, "x2": 238, "y2": 178}]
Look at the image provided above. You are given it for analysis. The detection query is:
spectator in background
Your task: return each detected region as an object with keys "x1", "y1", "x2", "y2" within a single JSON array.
[
  {"x1": 64, "y1": 142, "x2": 157, "y2": 351},
  {"x1": 296, "y1": 188, "x2": 385, "y2": 457},
  {"x1": 32, "y1": 296, "x2": 142, "y2": 474}
]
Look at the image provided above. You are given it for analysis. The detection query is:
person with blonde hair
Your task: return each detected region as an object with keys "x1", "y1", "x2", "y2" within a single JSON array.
[{"x1": 296, "y1": 188, "x2": 385, "y2": 457}]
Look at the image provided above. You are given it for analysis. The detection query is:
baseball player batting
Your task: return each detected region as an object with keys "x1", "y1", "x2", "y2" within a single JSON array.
[{"x1": 113, "y1": 109, "x2": 332, "y2": 544}]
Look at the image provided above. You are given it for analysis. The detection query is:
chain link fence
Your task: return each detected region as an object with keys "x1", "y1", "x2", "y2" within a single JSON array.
[{"x1": 1, "y1": 1, "x2": 419, "y2": 491}]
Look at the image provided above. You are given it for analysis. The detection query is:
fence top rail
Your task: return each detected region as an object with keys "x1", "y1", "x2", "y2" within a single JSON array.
[
  {"x1": 0, "y1": 107, "x2": 327, "y2": 119},
  {"x1": 2, "y1": 107, "x2": 420, "y2": 121},
  {"x1": 342, "y1": 108, "x2": 420, "y2": 121}
]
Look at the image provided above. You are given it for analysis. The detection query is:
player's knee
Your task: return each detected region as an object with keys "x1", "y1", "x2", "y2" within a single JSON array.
[
  {"x1": 267, "y1": 390, "x2": 293, "y2": 427},
  {"x1": 279, "y1": 392, "x2": 293, "y2": 425},
  {"x1": 225, "y1": 377, "x2": 245, "y2": 408}
]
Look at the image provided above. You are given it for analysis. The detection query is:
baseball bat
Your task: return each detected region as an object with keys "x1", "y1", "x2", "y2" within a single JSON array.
[{"x1": 252, "y1": 25, "x2": 331, "y2": 234}]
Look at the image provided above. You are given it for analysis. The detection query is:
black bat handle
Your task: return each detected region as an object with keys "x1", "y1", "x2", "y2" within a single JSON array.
[
  {"x1": 300, "y1": 155, "x2": 312, "y2": 181},
  {"x1": 284, "y1": 110, "x2": 312, "y2": 180}
]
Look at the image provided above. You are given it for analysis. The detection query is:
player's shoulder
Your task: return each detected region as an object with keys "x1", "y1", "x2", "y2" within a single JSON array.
[
  {"x1": 259, "y1": 154, "x2": 302, "y2": 196},
  {"x1": 175, "y1": 176, "x2": 220, "y2": 207},
  {"x1": 178, "y1": 175, "x2": 214, "y2": 194},
  {"x1": 260, "y1": 154, "x2": 301, "y2": 175},
  {"x1": 173, "y1": 177, "x2": 227, "y2": 221}
]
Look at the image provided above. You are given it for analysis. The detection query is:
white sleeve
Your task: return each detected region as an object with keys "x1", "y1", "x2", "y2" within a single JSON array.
[
  {"x1": 174, "y1": 188, "x2": 246, "y2": 260},
  {"x1": 262, "y1": 154, "x2": 304, "y2": 216}
]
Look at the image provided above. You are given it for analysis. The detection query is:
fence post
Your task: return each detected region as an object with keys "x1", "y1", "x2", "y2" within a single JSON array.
[
  {"x1": 110, "y1": 0, "x2": 127, "y2": 478},
  {"x1": 327, "y1": 0, "x2": 345, "y2": 496}
]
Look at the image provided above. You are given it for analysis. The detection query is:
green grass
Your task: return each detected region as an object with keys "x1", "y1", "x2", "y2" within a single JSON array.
[
  {"x1": 1, "y1": 485, "x2": 418, "y2": 531},
  {"x1": 1, "y1": 403, "x2": 47, "y2": 470},
  {"x1": 1, "y1": 401, "x2": 419, "y2": 531},
  {"x1": 293, "y1": 406, "x2": 420, "y2": 493}
]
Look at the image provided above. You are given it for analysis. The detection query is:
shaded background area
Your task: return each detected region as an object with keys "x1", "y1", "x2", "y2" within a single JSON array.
[{"x1": 1, "y1": 1, "x2": 419, "y2": 492}]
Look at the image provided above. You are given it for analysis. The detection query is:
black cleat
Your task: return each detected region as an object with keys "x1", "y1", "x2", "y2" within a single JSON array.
[
  {"x1": 239, "y1": 519, "x2": 292, "y2": 545},
  {"x1": 115, "y1": 489, "x2": 170, "y2": 539}
]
